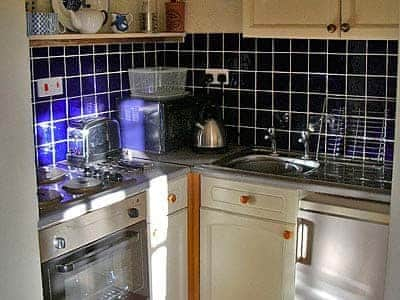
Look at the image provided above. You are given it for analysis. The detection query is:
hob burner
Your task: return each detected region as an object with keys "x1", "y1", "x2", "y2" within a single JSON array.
[
  {"x1": 38, "y1": 189, "x2": 63, "y2": 212},
  {"x1": 37, "y1": 166, "x2": 66, "y2": 185},
  {"x1": 63, "y1": 177, "x2": 103, "y2": 194},
  {"x1": 118, "y1": 159, "x2": 154, "y2": 170}
]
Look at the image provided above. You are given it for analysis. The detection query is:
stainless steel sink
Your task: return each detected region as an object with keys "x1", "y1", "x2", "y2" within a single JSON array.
[{"x1": 213, "y1": 149, "x2": 320, "y2": 176}]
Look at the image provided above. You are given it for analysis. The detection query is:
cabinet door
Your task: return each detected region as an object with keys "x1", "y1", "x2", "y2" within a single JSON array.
[
  {"x1": 200, "y1": 208, "x2": 296, "y2": 300},
  {"x1": 148, "y1": 209, "x2": 188, "y2": 300},
  {"x1": 243, "y1": 0, "x2": 341, "y2": 39},
  {"x1": 341, "y1": 0, "x2": 399, "y2": 39}
]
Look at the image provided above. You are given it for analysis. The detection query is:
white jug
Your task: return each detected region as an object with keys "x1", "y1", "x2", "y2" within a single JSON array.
[{"x1": 70, "y1": 8, "x2": 107, "y2": 34}]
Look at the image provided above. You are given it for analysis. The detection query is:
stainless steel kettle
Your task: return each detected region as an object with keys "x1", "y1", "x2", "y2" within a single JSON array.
[{"x1": 194, "y1": 118, "x2": 226, "y2": 150}]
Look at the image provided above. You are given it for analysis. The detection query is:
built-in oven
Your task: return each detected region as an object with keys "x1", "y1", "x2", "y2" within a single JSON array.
[{"x1": 40, "y1": 193, "x2": 149, "y2": 300}]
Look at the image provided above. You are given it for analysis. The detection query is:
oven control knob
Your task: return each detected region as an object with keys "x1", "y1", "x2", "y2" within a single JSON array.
[
  {"x1": 128, "y1": 208, "x2": 139, "y2": 218},
  {"x1": 54, "y1": 237, "x2": 66, "y2": 249},
  {"x1": 114, "y1": 173, "x2": 123, "y2": 182},
  {"x1": 84, "y1": 167, "x2": 92, "y2": 177}
]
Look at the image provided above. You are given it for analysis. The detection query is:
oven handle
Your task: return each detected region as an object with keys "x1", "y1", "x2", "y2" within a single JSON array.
[
  {"x1": 56, "y1": 263, "x2": 74, "y2": 273},
  {"x1": 55, "y1": 230, "x2": 140, "y2": 274}
]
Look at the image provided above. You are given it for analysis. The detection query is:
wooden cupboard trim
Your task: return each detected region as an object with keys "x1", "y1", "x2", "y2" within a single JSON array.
[
  {"x1": 29, "y1": 32, "x2": 185, "y2": 47},
  {"x1": 188, "y1": 172, "x2": 201, "y2": 300},
  {"x1": 340, "y1": 26, "x2": 399, "y2": 40}
]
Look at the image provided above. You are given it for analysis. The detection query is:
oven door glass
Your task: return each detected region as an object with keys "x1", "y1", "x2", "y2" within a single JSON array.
[{"x1": 42, "y1": 221, "x2": 149, "y2": 300}]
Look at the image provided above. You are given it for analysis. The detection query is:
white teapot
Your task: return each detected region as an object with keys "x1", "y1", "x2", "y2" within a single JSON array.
[{"x1": 70, "y1": 8, "x2": 108, "y2": 34}]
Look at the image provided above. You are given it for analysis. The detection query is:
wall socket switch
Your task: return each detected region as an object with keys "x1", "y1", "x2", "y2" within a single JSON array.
[
  {"x1": 205, "y1": 69, "x2": 229, "y2": 85},
  {"x1": 37, "y1": 77, "x2": 64, "y2": 98}
]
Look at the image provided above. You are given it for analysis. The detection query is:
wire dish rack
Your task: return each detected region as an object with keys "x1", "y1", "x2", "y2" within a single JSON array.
[{"x1": 316, "y1": 96, "x2": 390, "y2": 164}]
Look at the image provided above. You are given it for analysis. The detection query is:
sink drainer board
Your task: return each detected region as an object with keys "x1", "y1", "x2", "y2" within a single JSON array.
[{"x1": 315, "y1": 95, "x2": 391, "y2": 164}]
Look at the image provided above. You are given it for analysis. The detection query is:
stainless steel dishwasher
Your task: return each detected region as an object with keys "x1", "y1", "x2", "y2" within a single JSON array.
[{"x1": 295, "y1": 209, "x2": 389, "y2": 300}]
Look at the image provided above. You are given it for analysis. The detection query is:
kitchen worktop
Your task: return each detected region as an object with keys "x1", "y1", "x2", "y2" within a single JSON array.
[
  {"x1": 39, "y1": 146, "x2": 392, "y2": 230},
  {"x1": 38, "y1": 161, "x2": 190, "y2": 230},
  {"x1": 127, "y1": 146, "x2": 392, "y2": 203}
]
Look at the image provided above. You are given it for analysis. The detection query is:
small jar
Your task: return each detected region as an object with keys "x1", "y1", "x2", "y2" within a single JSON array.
[{"x1": 165, "y1": 1, "x2": 185, "y2": 32}]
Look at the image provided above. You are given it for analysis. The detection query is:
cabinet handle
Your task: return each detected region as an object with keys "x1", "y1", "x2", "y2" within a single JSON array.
[
  {"x1": 340, "y1": 23, "x2": 351, "y2": 32},
  {"x1": 326, "y1": 24, "x2": 337, "y2": 33},
  {"x1": 240, "y1": 195, "x2": 250, "y2": 204},
  {"x1": 168, "y1": 193, "x2": 177, "y2": 203},
  {"x1": 283, "y1": 230, "x2": 293, "y2": 240}
]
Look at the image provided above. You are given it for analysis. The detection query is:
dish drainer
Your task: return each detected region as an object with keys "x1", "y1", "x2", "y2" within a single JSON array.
[{"x1": 315, "y1": 96, "x2": 390, "y2": 164}]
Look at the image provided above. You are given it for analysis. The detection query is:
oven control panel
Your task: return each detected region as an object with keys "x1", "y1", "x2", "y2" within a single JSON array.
[{"x1": 39, "y1": 192, "x2": 146, "y2": 263}]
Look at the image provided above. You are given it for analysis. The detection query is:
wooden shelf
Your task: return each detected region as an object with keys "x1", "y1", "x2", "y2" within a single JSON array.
[{"x1": 29, "y1": 32, "x2": 186, "y2": 47}]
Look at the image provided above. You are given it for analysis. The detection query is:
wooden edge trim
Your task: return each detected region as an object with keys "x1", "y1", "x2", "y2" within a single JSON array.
[
  {"x1": 188, "y1": 172, "x2": 201, "y2": 300},
  {"x1": 30, "y1": 36, "x2": 184, "y2": 47}
]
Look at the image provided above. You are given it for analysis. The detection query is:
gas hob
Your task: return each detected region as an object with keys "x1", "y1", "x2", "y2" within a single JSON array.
[{"x1": 37, "y1": 157, "x2": 154, "y2": 215}]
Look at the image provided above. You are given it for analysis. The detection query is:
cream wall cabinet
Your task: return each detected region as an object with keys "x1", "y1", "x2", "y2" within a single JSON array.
[
  {"x1": 243, "y1": 0, "x2": 399, "y2": 39},
  {"x1": 340, "y1": 0, "x2": 399, "y2": 39}
]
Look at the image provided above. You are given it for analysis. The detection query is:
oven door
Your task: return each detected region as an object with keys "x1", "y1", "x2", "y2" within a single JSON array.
[{"x1": 42, "y1": 221, "x2": 149, "y2": 300}]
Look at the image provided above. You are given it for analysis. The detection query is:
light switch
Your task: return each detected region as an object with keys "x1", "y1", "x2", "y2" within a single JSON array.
[{"x1": 37, "y1": 77, "x2": 64, "y2": 97}]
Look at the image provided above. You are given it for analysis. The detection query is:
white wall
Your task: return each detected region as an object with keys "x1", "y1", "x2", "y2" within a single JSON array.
[
  {"x1": 185, "y1": 0, "x2": 242, "y2": 33},
  {"x1": 384, "y1": 9, "x2": 400, "y2": 300},
  {"x1": 0, "y1": 1, "x2": 43, "y2": 299}
]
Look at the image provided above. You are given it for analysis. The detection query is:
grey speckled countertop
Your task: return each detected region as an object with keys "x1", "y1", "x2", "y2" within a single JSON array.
[
  {"x1": 122, "y1": 146, "x2": 247, "y2": 166},
  {"x1": 126, "y1": 147, "x2": 392, "y2": 203}
]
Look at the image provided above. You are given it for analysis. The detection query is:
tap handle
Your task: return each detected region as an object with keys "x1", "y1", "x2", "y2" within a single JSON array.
[
  {"x1": 268, "y1": 127, "x2": 275, "y2": 135},
  {"x1": 298, "y1": 130, "x2": 310, "y2": 144},
  {"x1": 265, "y1": 127, "x2": 275, "y2": 140}
]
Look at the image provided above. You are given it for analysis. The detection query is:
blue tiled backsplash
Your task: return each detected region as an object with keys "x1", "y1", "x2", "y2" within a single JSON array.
[{"x1": 30, "y1": 33, "x2": 398, "y2": 167}]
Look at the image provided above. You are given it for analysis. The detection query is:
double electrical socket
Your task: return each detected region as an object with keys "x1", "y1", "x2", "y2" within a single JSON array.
[
  {"x1": 37, "y1": 77, "x2": 64, "y2": 97},
  {"x1": 205, "y1": 69, "x2": 229, "y2": 85}
]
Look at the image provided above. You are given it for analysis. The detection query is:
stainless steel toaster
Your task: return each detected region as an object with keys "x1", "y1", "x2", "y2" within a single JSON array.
[{"x1": 67, "y1": 118, "x2": 121, "y2": 165}]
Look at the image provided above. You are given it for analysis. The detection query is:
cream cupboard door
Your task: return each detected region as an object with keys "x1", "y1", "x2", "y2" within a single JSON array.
[
  {"x1": 200, "y1": 208, "x2": 296, "y2": 300},
  {"x1": 341, "y1": 0, "x2": 399, "y2": 39},
  {"x1": 148, "y1": 209, "x2": 188, "y2": 300},
  {"x1": 243, "y1": 0, "x2": 341, "y2": 39}
]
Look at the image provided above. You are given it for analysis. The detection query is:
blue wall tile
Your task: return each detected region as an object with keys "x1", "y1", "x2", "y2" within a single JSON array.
[
  {"x1": 50, "y1": 57, "x2": 65, "y2": 77},
  {"x1": 66, "y1": 56, "x2": 80, "y2": 75},
  {"x1": 54, "y1": 121, "x2": 67, "y2": 141},
  {"x1": 35, "y1": 102, "x2": 51, "y2": 122},
  {"x1": 49, "y1": 46, "x2": 64, "y2": 56},
  {"x1": 83, "y1": 96, "x2": 96, "y2": 115},
  {"x1": 31, "y1": 42, "x2": 149, "y2": 166},
  {"x1": 95, "y1": 55, "x2": 107, "y2": 73},
  {"x1": 55, "y1": 142, "x2": 67, "y2": 162},
  {"x1": 36, "y1": 123, "x2": 53, "y2": 145},
  {"x1": 95, "y1": 74, "x2": 108, "y2": 93},
  {"x1": 82, "y1": 76, "x2": 95, "y2": 95},
  {"x1": 33, "y1": 59, "x2": 49, "y2": 79},
  {"x1": 37, "y1": 146, "x2": 54, "y2": 166},
  {"x1": 80, "y1": 55, "x2": 94, "y2": 74},
  {"x1": 32, "y1": 47, "x2": 48, "y2": 58},
  {"x1": 65, "y1": 46, "x2": 79, "y2": 56},
  {"x1": 30, "y1": 36, "x2": 397, "y2": 167},
  {"x1": 66, "y1": 77, "x2": 81, "y2": 97},
  {"x1": 97, "y1": 94, "x2": 109, "y2": 112},
  {"x1": 68, "y1": 97, "x2": 81, "y2": 118},
  {"x1": 109, "y1": 73, "x2": 121, "y2": 91}
]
